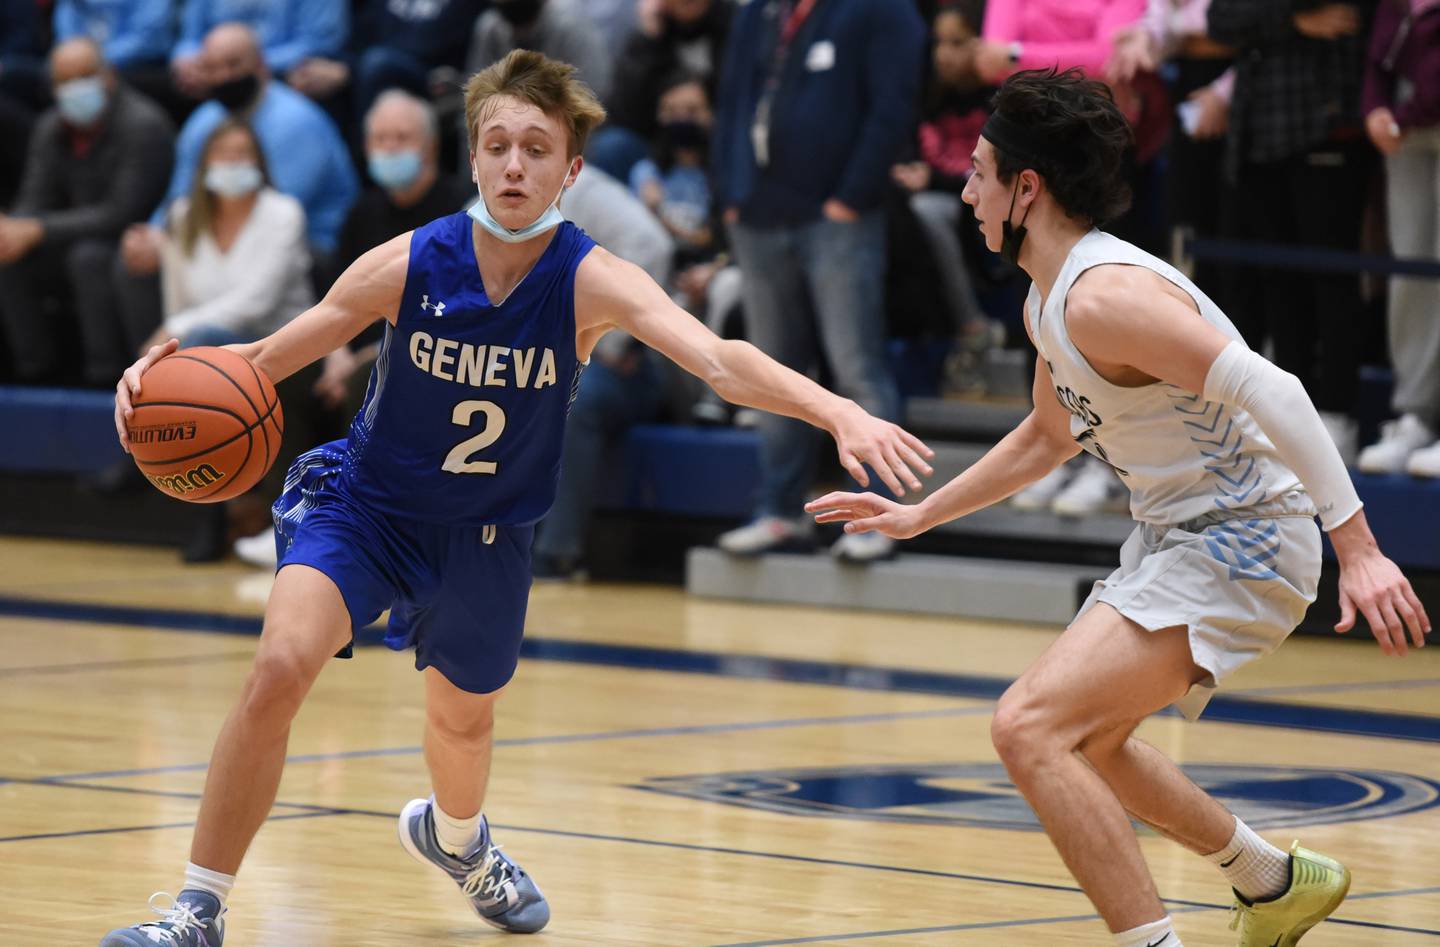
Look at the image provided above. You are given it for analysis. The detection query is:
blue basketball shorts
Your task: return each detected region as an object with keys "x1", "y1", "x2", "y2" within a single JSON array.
[{"x1": 271, "y1": 442, "x2": 533, "y2": 694}]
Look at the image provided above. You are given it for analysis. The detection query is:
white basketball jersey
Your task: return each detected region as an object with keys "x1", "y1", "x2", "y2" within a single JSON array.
[{"x1": 1027, "y1": 230, "x2": 1301, "y2": 525}]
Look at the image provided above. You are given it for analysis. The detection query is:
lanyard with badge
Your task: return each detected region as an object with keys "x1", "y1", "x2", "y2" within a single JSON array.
[{"x1": 751, "y1": 0, "x2": 820, "y2": 167}]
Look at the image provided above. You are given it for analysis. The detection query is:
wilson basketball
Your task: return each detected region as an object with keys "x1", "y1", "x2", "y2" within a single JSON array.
[{"x1": 127, "y1": 347, "x2": 284, "y2": 503}]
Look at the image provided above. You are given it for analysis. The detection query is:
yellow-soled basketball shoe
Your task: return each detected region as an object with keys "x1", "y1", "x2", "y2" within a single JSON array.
[{"x1": 1229, "y1": 842, "x2": 1351, "y2": 946}]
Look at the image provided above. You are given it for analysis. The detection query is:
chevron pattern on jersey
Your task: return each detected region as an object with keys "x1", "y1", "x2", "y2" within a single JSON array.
[{"x1": 1166, "y1": 387, "x2": 1262, "y2": 513}]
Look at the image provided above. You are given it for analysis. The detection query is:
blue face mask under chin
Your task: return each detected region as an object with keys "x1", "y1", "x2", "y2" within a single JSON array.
[{"x1": 467, "y1": 166, "x2": 574, "y2": 244}]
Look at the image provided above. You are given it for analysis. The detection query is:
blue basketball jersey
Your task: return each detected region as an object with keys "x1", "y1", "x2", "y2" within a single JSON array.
[{"x1": 337, "y1": 213, "x2": 594, "y2": 526}]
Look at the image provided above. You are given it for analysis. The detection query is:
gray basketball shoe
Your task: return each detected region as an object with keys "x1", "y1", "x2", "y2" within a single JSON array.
[
  {"x1": 398, "y1": 797, "x2": 550, "y2": 933},
  {"x1": 99, "y1": 890, "x2": 225, "y2": 946}
]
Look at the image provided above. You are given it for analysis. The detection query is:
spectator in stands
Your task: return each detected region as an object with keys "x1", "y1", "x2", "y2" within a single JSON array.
[
  {"x1": 1356, "y1": 0, "x2": 1440, "y2": 477},
  {"x1": 630, "y1": 71, "x2": 716, "y2": 266},
  {"x1": 52, "y1": 0, "x2": 182, "y2": 118},
  {"x1": 586, "y1": 0, "x2": 640, "y2": 48},
  {"x1": 531, "y1": 166, "x2": 677, "y2": 579},
  {"x1": 0, "y1": 0, "x2": 48, "y2": 209},
  {"x1": 321, "y1": 0, "x2": 488, "y2": 123},
  {"x1": 171, "y1": 0, "x2": 349, "y2": 104},
  {"x1": 974, "y1": 0, "x2": 1146, "y2": 81},
  {"x1": 591, "y1": 0, "x2": 733, "y2": 181},
  {"x1": 890, "y1": 1, "x2": 992, "y2": 370},
  {"x1": 334, "y1": 90, "x2": 477, "y2": 288},
  {"x1": 969, "y1": 0, "x2": 1154, "y2": 517},
  {"x1": 1208, "y1": 0, "x2": 1376, "y2": 464},
  {"x1": 131, "y1": 22, "x2": 358, "y2": 265},
  {"x1": 712, "y1": 0, "x2": 925, "y2": 562},
  {"x1": 466, "y1": 0, "x2": 614, "y2": 106},
  {"x1": 233, "y1": 89, "x2": 475, "y2": 566},
  {"x1": 978, "y1": 0, "x2": 1168, "y2": 249},
  {"x1": 144, "y1": 120, "x2": 313, "y2": 353},
  {"x1": 1108, "y1": 0, "x2": 1235, "y2": 293},
  {"x1": 147, "y1": 118, "x2": 316, "y2": 563},
  {"x1": 0, "y1": 38, "x2": 173, "y2": 385}
]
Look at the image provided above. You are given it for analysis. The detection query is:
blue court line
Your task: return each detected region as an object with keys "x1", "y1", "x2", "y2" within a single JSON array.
[
  {"x1": 1, "y1": 595, "x2": 1436, "y2": 745},
  {"x1": 0, "y1": 809, "x2": 334, "y2": 844},
  {"x1": 7, "y1": 707, "x2": 997, "y2": 787},
  {"x1": 711, "y1": 913, "x2": 1106, "y2": 946},
  {"x1": 1232, "y1": 677, "x2": 1440, "y2": 697},
  {"x1": 0, "y1": 650, "x2": 253, "y2": 678},
  {"x1": 3, "y1": 796, "x2": 1435, "y2": 939},
  {"x1": 715, "y1": 891, "x2": 1440, "y2": 945}
]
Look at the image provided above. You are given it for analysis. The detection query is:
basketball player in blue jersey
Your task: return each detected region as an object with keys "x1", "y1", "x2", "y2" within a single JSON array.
[
  {"x1": 808, "y1": 69, "x2": 1431, "y2": 947},
  {"x1": 100, "y1": 49, "x2": 934, "y2": 947}
]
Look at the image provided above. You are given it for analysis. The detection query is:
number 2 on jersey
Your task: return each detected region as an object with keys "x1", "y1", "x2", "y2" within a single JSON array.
[{"x1": 442, "y1": 400, "x2": 506, "y2": 474}]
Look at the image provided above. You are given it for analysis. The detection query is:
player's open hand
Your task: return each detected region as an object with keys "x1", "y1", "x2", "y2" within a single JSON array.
[
  {"x1": 830, "y1": 405, "x2": 934, "y2": 497},
  {"x1": 805, "y1": 491, "x2": 930, "y2": 540},
  {"x1": 1336, "y1": 548, "x2": 1431, "y2": 656},
  {"x1": 114, "y1": 338, "x2": 179, "y2": 452}
]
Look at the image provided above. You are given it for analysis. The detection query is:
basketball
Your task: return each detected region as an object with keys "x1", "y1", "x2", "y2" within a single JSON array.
[{"x1": 126, "y1": 346, "x2": 284, "y2": 503}]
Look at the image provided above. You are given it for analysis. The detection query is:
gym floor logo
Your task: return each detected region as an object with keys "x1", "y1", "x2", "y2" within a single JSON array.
[{"x1": 634, "y1": 763, "x2": 1440, "y2": 831}]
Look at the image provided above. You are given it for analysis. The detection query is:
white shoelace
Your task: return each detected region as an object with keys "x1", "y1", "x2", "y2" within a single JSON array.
[
  {"x1": 138, "y1": 892, "x2": 224, "y2": 945},
  {"x1": 460, "y1": 846, "x2": 518, "y2": 907}
]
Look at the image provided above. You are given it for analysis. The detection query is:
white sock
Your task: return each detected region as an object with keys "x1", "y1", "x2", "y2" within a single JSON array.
[
  {"x1": 1114, "y1": 916, "x2": 1182, "y2": 947},
  {"x1": 182, "y1": 862, "x2": 235, "y2": 909},
  {"x1": 1205, "y1": 816, "x2": 1290, "y2": 901},
  {"x1": 432, "y1": 796, "x2": 483, "y2": 857}
]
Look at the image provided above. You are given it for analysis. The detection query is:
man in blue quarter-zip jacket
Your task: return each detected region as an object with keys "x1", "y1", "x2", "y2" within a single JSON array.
[{"x1": 711, "y1": 0, "x2": 925, "y2": 564}]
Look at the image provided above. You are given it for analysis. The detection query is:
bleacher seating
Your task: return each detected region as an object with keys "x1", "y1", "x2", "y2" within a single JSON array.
[{"x1": 3, "y1": 385, "x2": 1436, "y2": 631}]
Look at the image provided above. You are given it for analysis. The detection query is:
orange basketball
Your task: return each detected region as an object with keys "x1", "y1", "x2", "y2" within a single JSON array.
[{"x1": 127, "y1": 347, "x2": 284, "y2": 503}]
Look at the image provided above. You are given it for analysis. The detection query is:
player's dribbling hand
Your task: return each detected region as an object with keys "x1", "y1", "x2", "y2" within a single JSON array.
[
  {"x1": 1335, "y1": 549, "x2": 1431, "y2": 656},
  {"x1": 829, "y1": 405, "x2": 934, "y2": 497},
  {"x1": 805, "y1": 491, "x2": 929, "y2": 540},
  {"x1": 114, "y1": 338, "x2": 179, "y2": 453}
]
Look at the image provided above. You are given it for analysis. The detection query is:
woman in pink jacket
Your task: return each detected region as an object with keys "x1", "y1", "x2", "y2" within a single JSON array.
[{"x1": 974, "y1": 0, "x2": 1147, "y2": 82}]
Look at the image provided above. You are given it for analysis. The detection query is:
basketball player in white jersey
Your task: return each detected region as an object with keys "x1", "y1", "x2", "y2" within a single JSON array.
[{"x1": 806, "y1": 69, "x2": 1431, "y2": 947}]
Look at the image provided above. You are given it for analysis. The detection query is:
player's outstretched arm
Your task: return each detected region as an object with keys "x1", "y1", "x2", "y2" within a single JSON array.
[
  {"x1": 574, "y1": 247, "x2": 935, "y2": 497},
  {"x1": 807, "y1": 350, "x2": 1081, "y2": 538},
  {"x1": 1065, "y1": 266, "x2": 1431, "y2": 655},
  {"x1": 113, "y1": 234, "x2": 410, "y2": 451}
]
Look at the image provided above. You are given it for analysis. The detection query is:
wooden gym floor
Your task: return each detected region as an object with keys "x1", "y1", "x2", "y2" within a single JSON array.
[{"x1": 0, "y1": 536, "x2": 1437, "y2": 945}]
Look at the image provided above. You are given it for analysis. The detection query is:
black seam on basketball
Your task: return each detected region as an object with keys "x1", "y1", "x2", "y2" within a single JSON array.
[
  {"x1": 130, "y1": 400, "x2": 249, "y2": 424},
  {"x1": 130, "y1": 398, "x2": 279, "y2": 468},
  {"x1": 170, "y1": 353, "x2": 265, "y2": 425},
  {"x1": 239, "y1": 356, "x2": 276, "y2": 472},
  {"x1": 241, "y1": 355, "x2": 278, "y2": 415},
  {"x1": 186, "y1": 424, "x2": 254, "y2": 502}
]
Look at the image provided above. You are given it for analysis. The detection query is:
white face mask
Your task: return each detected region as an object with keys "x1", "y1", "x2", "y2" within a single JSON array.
[
  {"x1": 205, "y1": 161, "x2": 262, "y2": 197},
  {"x1": 467, "y1": 160, "x2": 577, "y2": 243},
  {"x1": 55, "y1": 75, "x2": 107, "y2": 126}
]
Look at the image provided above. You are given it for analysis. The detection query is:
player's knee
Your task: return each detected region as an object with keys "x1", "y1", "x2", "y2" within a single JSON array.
[
  {"x1": 242, "y1": 648, "x2": 320, "y2": 722},
  {"x1": 990, "y1": 689, "x2": 1057, "y2": 771},
  {"x1": 426, "y1": 697, "x2": 495, "y2": 749}
]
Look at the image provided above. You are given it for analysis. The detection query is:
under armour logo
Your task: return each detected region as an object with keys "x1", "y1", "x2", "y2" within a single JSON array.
[{"x1": 420, "y1": 294, "x2": 446, "y2": 317}]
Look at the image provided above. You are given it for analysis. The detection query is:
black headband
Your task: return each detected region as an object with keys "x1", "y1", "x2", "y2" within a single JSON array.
[{"x1": 980, "y1": 112, "x2": 1048, "y2": 170}]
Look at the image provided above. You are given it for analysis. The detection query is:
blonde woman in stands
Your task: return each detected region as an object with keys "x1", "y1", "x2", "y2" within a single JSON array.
[{"x1": 141, "y1": 118, "x2": 314, "y2": 353}]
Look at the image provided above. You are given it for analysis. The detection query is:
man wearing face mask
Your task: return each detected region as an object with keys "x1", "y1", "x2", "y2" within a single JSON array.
[
  {"x1": 0, "y1": 37, "x2": 173, "y2": 385},
  {"x1": 590, "y1": 0, "x2": 733, "y2": 181},
  {"x1": 467, "y1": 0, "x2": 614, "y2": 104},
  {"x1": 336, "y1": 90, "x2": 477, "y2": 285},
  {"x1": 132, "y1": 22, "x2": 358, "y2": 267}
]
